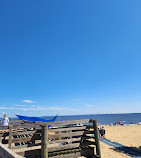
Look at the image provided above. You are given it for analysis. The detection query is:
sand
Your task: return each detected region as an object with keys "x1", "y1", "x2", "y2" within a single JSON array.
[
  {"x1": 100, "y1": 142, "x2": 130, "y2": 158},
  {"x1": 100, "y1": 124, "x2": 141, "y2": 158}
]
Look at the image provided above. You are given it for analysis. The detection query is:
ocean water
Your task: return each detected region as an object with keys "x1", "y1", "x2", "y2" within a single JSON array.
[{"x1": 43, "y1": 113, "x2": 141, "y2": 125}]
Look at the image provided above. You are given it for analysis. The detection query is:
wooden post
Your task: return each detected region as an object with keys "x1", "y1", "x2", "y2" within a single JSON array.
[
  {"x1": 8, "y1": 125, "x2": 13, "y2": 149},
  {"x1": 0, "y1": 134, "x2": 2, "y2": 143},
  {"x1": 41, "y1": 123, "x2": 48, "y2": 158},
  {"x1": 93, "y1": 120, "x2": 101, "y2": 158}
]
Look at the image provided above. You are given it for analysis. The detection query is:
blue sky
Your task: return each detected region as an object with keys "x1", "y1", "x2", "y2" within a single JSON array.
[{"x1": 0, "y1": 0, "x2": 141, "y2": 117}]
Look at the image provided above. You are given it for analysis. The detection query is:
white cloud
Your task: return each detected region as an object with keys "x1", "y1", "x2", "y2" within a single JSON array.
[
  {"x1": 22, "y1": 100, "x2": 35, "y2": 103},
  {"x1": 85, "y1": 104, "x2": 95, "y2": 107},
  {"x1": 15, "y1": 105, "x2": 26, "y2": 107},
  {"x1": 0, "y1": 106, "x2": 79, "y2": 112}
]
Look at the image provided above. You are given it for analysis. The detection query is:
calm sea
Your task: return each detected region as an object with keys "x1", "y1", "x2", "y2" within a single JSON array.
[
  {"x1": 10, "y1": 113, "x2": 141, "y2": 125},
  {"x1": 43, "y1": 113, "x2": 141, "y2": 125}
]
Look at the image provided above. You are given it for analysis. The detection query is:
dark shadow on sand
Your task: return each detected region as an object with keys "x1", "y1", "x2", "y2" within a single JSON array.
[{"x1": 111, "y1": 146, "x2": 141, "y2": 157}]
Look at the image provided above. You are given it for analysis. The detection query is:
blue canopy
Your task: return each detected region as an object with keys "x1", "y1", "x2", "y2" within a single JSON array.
[{"x1": 16, "y1": 115, "x2": 57, "y2": 122}]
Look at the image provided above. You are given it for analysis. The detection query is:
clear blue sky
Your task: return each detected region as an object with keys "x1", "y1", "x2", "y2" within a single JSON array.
[{"x1": 0, "y1": 0, "x2": 141, "y2": 117}]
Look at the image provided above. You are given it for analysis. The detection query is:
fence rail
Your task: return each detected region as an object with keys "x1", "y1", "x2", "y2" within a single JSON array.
[{"x1": 0, "y1": 119, "x2": 101, "y2": 158}]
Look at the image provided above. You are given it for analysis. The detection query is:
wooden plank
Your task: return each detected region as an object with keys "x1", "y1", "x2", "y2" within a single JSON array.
[
  {"x1": 49, "y1": 150, "x2": 81, "y2": 158},
  {"x1": 10, "y1": 120, "x2": 23, "y2": 123},
  {"x1": 48, "y1": 148, "x2": 81, "y2": 155},
  {"x1": 88, "y1": 128, "x2": 94, "y2": 131},
  {"x1": 14, "y1": 141, "x2": 92, "y2": 153},
  {"x1": 0, "y1": 131, "x2": 92, "y2": 144},
  {"x1": 46, "y1": 119, "x2": 90, "y2": 126},
  {"x1": 12, "y1": 124, "x2": 41, "y2": 129},
  {"x1": 16, "y1": 147, "x2": 94, "y2": 158},
  {"x1": 14, "y1": 119, "x2": 91, "y2": 126},
  {"x1": 49, "y1": 130, "x2": 93, "y2": 139},
  {"x1": 49, "y1": 137, "x2": 81, "y2": 144},
  {"x1": 0, "y1": 142, "x2": 24, "y2": 158},
  {"x1": 48, "y1": 142, "x2": 93, "y2": 152},
  {"x1": 12, "y1": 137, "x2": 32, "y2": 143},
  {"x1": 16, "y1": 143, "x2": 80, "y2": 154},
  {"x1": 48, "y1": 131, "x2": 84, "y2": 139},
  {"x1": 0, "y1": 126, "x2": 9, "y2": 130},
  {"x1": 85, "y1": 134, "x2": 94, "y2": 137},
  {"x1": 2, "y1": 133, "x2": 41, "y2": 142},
  {"x1": 50, "y1": 153, "x2": 81, "y2": 158},
  {"x1": 0, "y1": 120, "x2": 91, "y2": 130},
  {"x1": 12, "y1": 130, "x2": 40, "y2": 136},
  {"x1": 12, "y1": 143, "x2": 41, "y2": 149},
  {"x1": 12, "y1": 135, "x2": 41, "y2": 143},
  {"x1": 48, "y1": 148, "x2": 94, "y2": 157},
  {"x1": 15, "y1": 143, "x2": 95, "y2": 157},
  {"x1": 88, "y1": 145, "x2": 95, "y2": 148},
  {"x1": 86, "y1": 138, "x2": 95, "y2": 143},
  {"x1": 40, "y1": 136, "x2": 88, "y2": 145},
  {"x1": 13, "y1": 122, "x2": 43, "y2": 126},
  {"x1": 0, "y1": 120, "x2": 92, "y2": 130},
  {"x1": 50, "y1": 126, "x2": 86, "y2": 132}
]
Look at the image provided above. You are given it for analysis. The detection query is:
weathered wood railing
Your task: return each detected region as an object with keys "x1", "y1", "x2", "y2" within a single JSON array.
[
  {"x1": 0, "y1": 142, "x2": 24, "y2": 158},
  {"x1": 0, "y1": 119, "x2": 101, "y2": 158}
]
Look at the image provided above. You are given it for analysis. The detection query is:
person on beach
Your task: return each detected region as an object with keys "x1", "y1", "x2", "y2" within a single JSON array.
[
  {"x1": 1, "y1": 114, "x2": 9, "y2": 126},
  {"x1": 98, "y1": 128, "x2": 101, "y2": 138},
  {"x1": 100, "y1": 126, "x2": 105, "y2": 140}
]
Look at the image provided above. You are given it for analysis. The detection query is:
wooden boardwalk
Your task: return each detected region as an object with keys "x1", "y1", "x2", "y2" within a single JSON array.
[{"x1": 0, "y1": 119, "x2": 101, "y2": 158}]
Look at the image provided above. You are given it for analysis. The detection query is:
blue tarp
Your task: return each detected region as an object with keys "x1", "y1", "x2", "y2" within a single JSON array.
[{"x1": 16, "y1": 115, "x2": 57, "y2": 122}]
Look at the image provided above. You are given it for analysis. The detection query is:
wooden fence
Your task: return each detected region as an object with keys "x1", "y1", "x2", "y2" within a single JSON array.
[
  {"x1": 0, "y1": 119, "x2": 101, "y2": 158},
  {"x1": 0, "y1": 142, "x2": 23, "y2": 158}
]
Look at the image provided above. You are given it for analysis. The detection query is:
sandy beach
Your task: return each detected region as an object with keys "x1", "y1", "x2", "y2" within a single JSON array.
[{"x1": 100, "y1": 124, "x2": 141, "y2": 158}]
